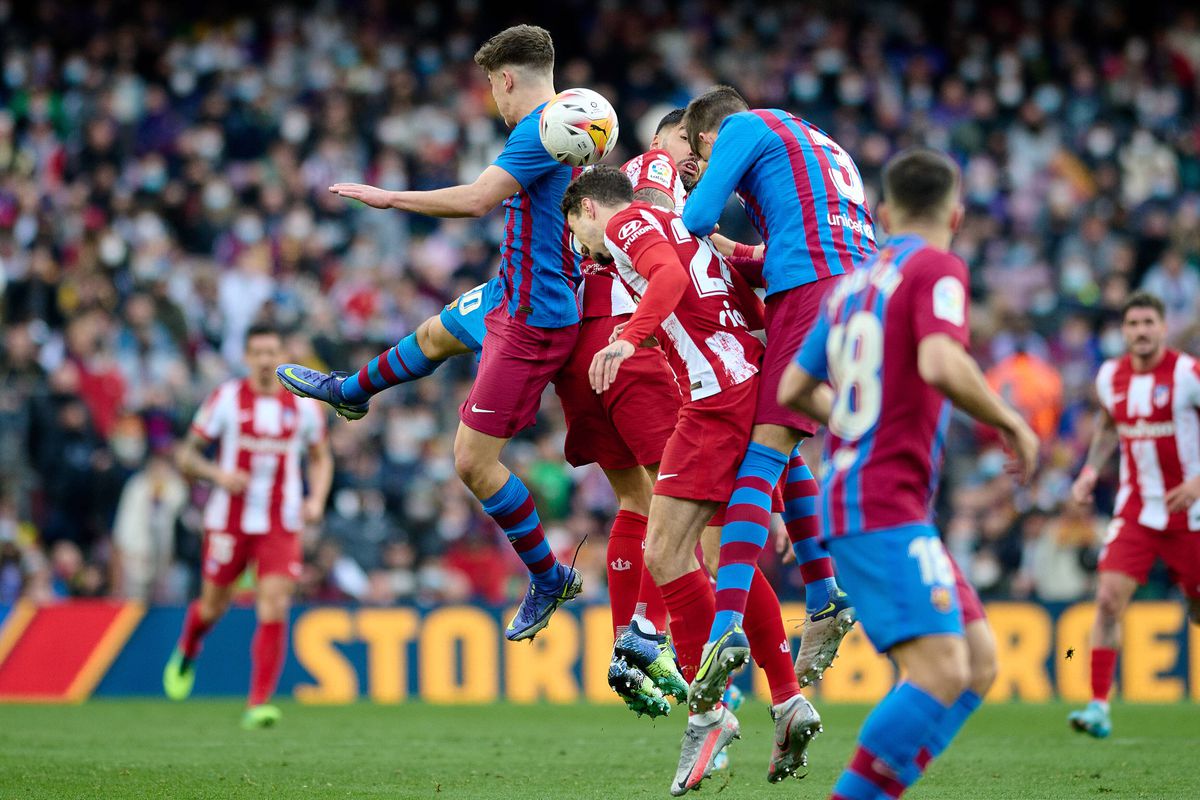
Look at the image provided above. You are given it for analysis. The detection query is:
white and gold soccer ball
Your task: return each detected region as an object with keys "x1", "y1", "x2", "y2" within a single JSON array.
[{"x1": 539, "y1": 88, "x2": 620, "y2": 167}]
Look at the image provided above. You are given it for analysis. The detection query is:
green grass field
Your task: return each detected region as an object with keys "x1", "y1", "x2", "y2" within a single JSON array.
[{"x1": 1, "y1": 701, "x2": 1197, "y2": 799}]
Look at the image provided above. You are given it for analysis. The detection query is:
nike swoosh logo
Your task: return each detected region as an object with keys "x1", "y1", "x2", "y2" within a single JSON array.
[
  {"x1": 658, "y1": 473, "x2": 680, "y2": 479},
  {"x1": 470, "y1": 404, "x2": 495, "y2": 414},
  {"x1": 283, "y1": 367, "x2": 314, "y2": 388},
  {"x1": 813, "y1": 601, "x2": 837, "y2": 619}
]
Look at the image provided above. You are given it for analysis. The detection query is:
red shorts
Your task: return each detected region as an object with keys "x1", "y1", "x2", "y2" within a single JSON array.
[
  {"x1": 950, "y1": 554, "x2": 986, "y2": 626},
  {"x1": 1099, "y1": 518, "x2": 1200, "y2": 598},
  {"x1": 655, "y1": 378, "x2": 757, "y2": 503},
  {"x1": 201, "y1": 527, "x2": 302, "y2": 587},
  {"x1": 461, "y1": 307, "x2": 579, "y2": 439},
  {"x1": 756, "y1": 279, "x2": 839, "y2": 434},
  {"x1": 707, "y1": 478, "x2": 785, "y2": 527},
  {"x1": 555, "y1": 315, "x2": 680, "y2": 470}
]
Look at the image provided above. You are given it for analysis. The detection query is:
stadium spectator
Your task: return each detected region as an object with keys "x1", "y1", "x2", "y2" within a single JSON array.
[{"x1": 0, "y1": 0, "x2": 1197, "y2": 608}]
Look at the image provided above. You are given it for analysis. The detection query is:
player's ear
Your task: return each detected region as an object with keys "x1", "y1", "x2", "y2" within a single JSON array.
[
  {"x1": 877, "y1": 202, "x2": 892, "y2": 234},
  {"x1": 949, "y1": 202, "x2": 965, "y2": 233},
  {"x1": 502, "y1": 69, "x2": 515, "y2": 93}
]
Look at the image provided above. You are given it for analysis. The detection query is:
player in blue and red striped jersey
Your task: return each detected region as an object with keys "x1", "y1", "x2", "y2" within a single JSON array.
[
  {"x1": 277, "y1": 26, "x2": 584, "y2": 641},
  {"x1": 680, "y1": 85, "x2": 877, "y2": 702},
  {"x1": 780, "y1": 149, "x2": 1037, "y2": 800}
]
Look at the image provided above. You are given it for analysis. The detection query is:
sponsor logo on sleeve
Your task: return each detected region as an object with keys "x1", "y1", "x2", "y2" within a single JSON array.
[
  {"x1": 646, "y1": 159, "x2": 673, "y2": 187},
  {"x1": 932, "y1": 275, "x2": 965, "y2": 326}
]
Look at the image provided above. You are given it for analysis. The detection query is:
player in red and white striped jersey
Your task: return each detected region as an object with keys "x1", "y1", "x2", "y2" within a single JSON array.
[
  {"x1": 564, "y1": 165, "x2": 819, "y2": 793},
  {"x1": 1069, "y1": 292, "x2": 1200, "y2": 738},
  {"x1": 163, "y1": 324, "x2": 332, "y2": 730}
]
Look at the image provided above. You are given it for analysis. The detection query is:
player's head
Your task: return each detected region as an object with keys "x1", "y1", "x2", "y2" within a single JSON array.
[
  {"x1": 878, "y1": 147, "x2": 964, "y2": 237},
  {"x1": 561, "y1": 165, "x2": 634, "y2": 265},
  {"x1": 650, "y1": 108, "x2": 699, "y2": 190},
  {"x1": 1120, "y1": 292, "x2": 1167, "y2": 360},
  {"x1": 683, "y1": 85, "x2": 748, "y2": 162},
  {"x1": 474, "y1": 25, "x2": 555, "y2": 126},
  {"x1": 244, "y1": 323, "x2": 284, "y2": 387}
]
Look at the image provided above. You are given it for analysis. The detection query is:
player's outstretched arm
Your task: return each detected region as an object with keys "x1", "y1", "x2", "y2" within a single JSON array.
[
  {"x1": 778, "y1": 363, "x2": 833, "y2": 426},
  {"x1": 1072, "y1": 408, "x2": 1118, "y2": 505},
  {"x1": 329, "y1": 165, "x2": 521, "y2": 218},
  {"x1": 917, "y1": 333, "x2": 1039, "y2": 483},
  {"x1": 681, "y1": 115, "x2": 765, "y2": 235}
]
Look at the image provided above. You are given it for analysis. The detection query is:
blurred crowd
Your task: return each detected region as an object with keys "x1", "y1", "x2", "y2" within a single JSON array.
[{"x1": 2, "y1": 1, "x2": 1199, "y2": 609}]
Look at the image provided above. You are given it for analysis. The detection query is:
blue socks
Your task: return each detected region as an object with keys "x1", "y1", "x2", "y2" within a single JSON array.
[
  {"x1": 710, "y1": 442, "x2": 790, "y2": 638},
  {"x1": 481, "y1": 474, "x2": 563, "y2": 592},
  {"x1": 340, "y1": 332, "x2": 441, "y2": 403},
  {"x1": 832, "y1": 682, "x2": 950, "y2": 799}
]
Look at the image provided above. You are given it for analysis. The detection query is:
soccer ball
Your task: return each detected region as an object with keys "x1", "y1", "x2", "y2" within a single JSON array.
[{"x1": 539, "y1": 88, "x2": 620, "y2": 167}]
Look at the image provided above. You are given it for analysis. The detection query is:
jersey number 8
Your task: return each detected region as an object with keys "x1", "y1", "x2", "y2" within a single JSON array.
[{"x1": 826, "y1": 311, "x2": 883, "y2": 439}]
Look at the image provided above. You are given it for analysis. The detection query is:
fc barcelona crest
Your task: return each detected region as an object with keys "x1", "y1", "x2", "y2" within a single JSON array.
[{"x1": 1153, "y1": 384, "x2": 1170, "y2": 409}]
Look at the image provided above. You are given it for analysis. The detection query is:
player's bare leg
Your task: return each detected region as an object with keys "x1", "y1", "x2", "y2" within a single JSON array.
[
  {"x1": 455, "y1": 424, "x2": 581, "y2": 640},
  {"x1": 163, "y1": 580, "x2": 233, "y2": 701},
  {"x1": 1070, "y1": 570, "x2": 1137, "y2": 738},
  {"x1": 278, "y1": 313, "x2": 472, "y2": 420},
  {"x1": 1189, "y1": 597, "x2": 1200, "y2": 626},
  {"x1": 242, "y1": 574, "x2": 293, "y2": 729}
]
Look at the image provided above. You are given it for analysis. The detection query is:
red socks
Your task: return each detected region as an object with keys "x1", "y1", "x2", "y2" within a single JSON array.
[
  {"x1": 249, "y1": 620, "x2": 286, "y2": 707},
  {"x1": 744, "y1": 566, "x2": 801, "y2": 705},
  {"x1": 1091, "y1": 647, "x2": 1117, "y2": 702},
  {"x1": 659, "y1": 568, "x2": 716, "y2": 683},
  {"x1": 608, "y1": 511, "x2": 649, "y2": 634},
  {"x1": 178, "y1": 600, "x2": 215, "y2": 660}
]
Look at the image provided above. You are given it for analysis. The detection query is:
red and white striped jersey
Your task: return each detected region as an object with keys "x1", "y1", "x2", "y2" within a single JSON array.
[
  {"x1": 579, "y1": 150, "x2": 688, "y2": 319},
  {"x1": 190, "y1": 379, "x2": 327, "y2": 535},
  {"x1": 605, "y1": 201, "x2": 763, "y2": 402},
  {"x1": 1096, "y1": 349, "x2": 1200, "y2": 531},
  {"x1": 623, "y1": 148, "x2": 687, "y2": 213}
]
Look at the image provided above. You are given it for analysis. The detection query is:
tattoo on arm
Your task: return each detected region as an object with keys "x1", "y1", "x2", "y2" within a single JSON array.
[
  {"x1": 633, "y1": 187, "x2": 674, "y2": 211},
  {"x1": 1086, "y1": 410, "x2": 1120, "y2": 472}
]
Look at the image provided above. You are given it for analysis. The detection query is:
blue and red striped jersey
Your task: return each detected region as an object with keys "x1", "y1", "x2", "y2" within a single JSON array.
[
  {"x1": 492, "y1": 103, "x2": 583, "y2": 328},
  {"x1": 682, "y1": 110, "x2": 876, "y2": 297},
  {"x1": 793, "y1": 234, "x2": 971, "y2": 538}
]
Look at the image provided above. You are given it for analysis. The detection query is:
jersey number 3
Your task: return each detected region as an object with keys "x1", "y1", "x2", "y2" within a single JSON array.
[
  {"x1": 826, "y1": 311, "x2": 883, "y2": 439},
  {"x1": 807, "y1": 128, "x2": 865, "y2": 206}
]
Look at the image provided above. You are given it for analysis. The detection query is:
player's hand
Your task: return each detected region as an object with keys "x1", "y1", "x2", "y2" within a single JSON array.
[
  {"x1": 774, "y1": 524, "x2": 795, "y2": 564},
  {"x1": 1071, "y1": 467, "x2": 1098, "y2": 506},
  {"x1": 1001, "y1": 415, "x2": 1039, "y2": 485},
  {"x1": 589, "y1": 340, "x2": 635, "y2": 394},
  {"x1": 328, "y1": 183, "x2": 396, "y2": 209},
  {"x1": 302, "y1": 496, "x2": 326, "y2": 524},
  {"x1": 216, "y1": 470, "x2": 250, "y2": 495},
  {"x1": 1165, "y1": 476, "x2": 1200, "y2": 513}
]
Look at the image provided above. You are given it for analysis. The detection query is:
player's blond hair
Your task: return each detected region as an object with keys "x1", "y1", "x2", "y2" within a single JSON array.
[{"x1": 474, "y1": 25, "x2": 554, "y2": 74}]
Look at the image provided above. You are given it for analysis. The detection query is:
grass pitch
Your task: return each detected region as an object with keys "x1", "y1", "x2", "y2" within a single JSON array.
[{"x1": 0, "y1": 701, "x2": 1197, "y2": 799}]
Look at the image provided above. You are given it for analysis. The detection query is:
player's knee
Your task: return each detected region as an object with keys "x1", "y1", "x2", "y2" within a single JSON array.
[
  {"x1": 969, "y1": 650, "x2": 998, "y2": 698},
  {"x1": 198, "y1": 594, "x2": 229, "y2": 622},
  {"x1": 1095, "y1": 587, "x2": 1127, "y2": 625},
  {"x1": 453, "y1": 440, "x2": 485, "y2": 489}
]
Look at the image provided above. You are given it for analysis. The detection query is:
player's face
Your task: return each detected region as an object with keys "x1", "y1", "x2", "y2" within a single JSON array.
[
  {"x1": 567, "y1": 204, "x2": 613, "y2": 265},
  {"x1": 1121, "y1": 307, "x2": 1167, "y2": 359},
  {"x1": 660, "y1": 124, "x2": 699, "y2": 190},
  {"x1": 245, "y1": 334, "x2": 284, "y2": 386}
]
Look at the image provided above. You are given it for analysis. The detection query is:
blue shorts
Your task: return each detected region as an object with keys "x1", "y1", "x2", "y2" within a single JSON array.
[
  {"x1": 439, "y1": 277, "x2": 505, "y2": 357},
  {"x1": 825, "y1": 523, "x2": 963, "y2": 653}
]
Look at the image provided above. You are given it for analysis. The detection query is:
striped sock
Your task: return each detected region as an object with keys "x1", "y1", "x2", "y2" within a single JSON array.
[
  {"x1": 782, "y1": 448, "x2": 838, "y2": 612},
  {"x1": 482, "y1": 474, "x2": 563, "y2": 592},
  {"x1": 831, "y1": 682, "x2": 949, "y2": 799},
  {"x1": 897, "y1": 690, "x2": 982, "y2": 789},
  {"x1": 340, "y1": 332, "x2": 442, "y2": 403},
  {"x1": 710, "y1": 442, "x2": 790, "y2": 639}
]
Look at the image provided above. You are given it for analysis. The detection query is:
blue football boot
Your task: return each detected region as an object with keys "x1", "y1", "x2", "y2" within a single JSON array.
[
  {"x1": 613, "y1": 621, "x2": 688, "y2": 703},
  {"x1": 505, "y1": 567, "x2": 582, "y2": 642},
  {"x1": 276, "y1": 365, "x2": 369, "y2": 421},
  {"x1": 1068, "y1": 700, "x2": 1112, "y2": 739}
]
